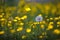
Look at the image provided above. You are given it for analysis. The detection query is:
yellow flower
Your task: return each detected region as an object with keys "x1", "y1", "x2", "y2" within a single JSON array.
[
  {"x1": 17, "y1": 27, "x2": 23, "y2": 32},
  {"x1": 13, "y1": 19, "x2": 17, "y2": 22},
  {"x1": 32, "y1": 25, "x2": 36, "y2": 28},
  {"x1": 15, "y1": 16, "x2": 19, "y2": 19},
  {"x1": 54, "y1": 17, "x2": 59, "y2": 20},
  {"x1": 20, "y1": 23, "x2": 24, "y2": 25},
  {"x1": 1, "y1": 18, "x2": 5, "y2": 21},
  {"x1": 21, "y1": 17, "x2": 24, "y2": 20},
  {"x1": 26, "y1": 28, "x2": 31, "y2": 33},
  {"x1": 53, "y1": 29, "x2": 60, "y2": 34},
  {"x1": 8, "y1": 23, "x2": 12, "y2": 27},
  {"x1": 22, "y1": 35, "x2": 26, "y2": 39},
  {"x1": 8, "y1": 21, "x2": 12, "y2": 23},
  {"x1": 25, "y1": 7, "x2": 31, "y2": 11},
  {"x1": 21, "y1": 15, "x2": 27, "y2": 20},
  {"x1": 47, "y1": 25, "x2": 53, "y2": 30},
  {"x1": 40, "y1": 25, "x2": 44, "y2": 29},
  {"x1": 15, "y1": 16, "x2": 21, "y2": 21},
  {"x1": 18, "y1": 18, "x2": 21, "y2": 21},
  {"x1": 0, "y1": 31, "x2": 5, "y2": 35},
  {"x1": 57, "y1": 22, "x2": 60, "y2": 25},
  {"x1": 39, "y1": 36, "x2": 43, "y2": 38},
  {"x1": 49, "y1": 22, "x2": 54, "y2": 25},
  {"x1": 38, "y1": 14, "x2": 42, "y2": 16},
  {"x1": 0, "y1": 15, "x2": 3, "y2": 18},
  {"x1": 50, "y1": 18, "x2": 53, "y2": 20},
  {"x1": 23, "y1": 15, "x2": 27, "y2": 19},
  {"x1": 10, "y1": 29, "x2": 15, "y2": 33},
  {"x1": 59, "y1": 16, "x2": 60, "y2": 19}
]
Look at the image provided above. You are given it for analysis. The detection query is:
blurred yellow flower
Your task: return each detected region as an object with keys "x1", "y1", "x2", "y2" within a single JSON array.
[
  {"x1": 10, "y1": 29, "x2": 15, "y2": 33},
  {"x1": 22, "y1": 35, "x2": 26, "y2": 39},
  {"x1": 8, "y1": 23, "x2": 12, "y2": 27},
  {"x1": 26, "y1": 28, "x2": 31, "y2": 33},
  {"x1": 15, "y1": 16, "x2": 19, "y2": 19},
  {"x1": 21, "y1": 17, "x2": 24, "y2": 20},
  {"x1": 49, "y1": 22, "x2": 54, "y2": 25},
  {"x1": 23, "y1": 15, "x2": 27, "y2": 19},
  {"x1": 53, "y1": 29, "x2": 60, "y2": 34},
  {"x1": 1, "y1": 18, "x2": 5, "y2": 21},
  {"x1": 50, "y1": 18, "x2": 53, "y2": 20},
  {"x1": 0, "y1": 31, "x2": 5, "y2": 35},
  {"x1": 21, "y1": 15, "x2": 27, "y2": 20},
  {"x1": 39, "y1": 36, "x2": 43, "y2": 38},
  {"x1": 8, "y1": 21, "x2": 12, "y2": 23},
  {"x1": 54, "y1": 17, "x2": 59, "y2": 20},
  {"x1": 32, "y1": 25, "x2": 36, "y2": 28},
  {"x1": 59, "y1": 16, "x2": 60, "y2": 19},
  {"x1": 57, "y1": 22, "x2": 60, "y2": 25},
  {"x1": 47, "y1": 25, "x2": 53, "y2": 30},
  {"x1": 15, "y1": 16, "x2": 21, "y2": 21},
  {"x1": 38, "y1": 14, "x2": 42, "y2": 16},
  {"x1": 13, "y1": 19, "x2": 17, "y2": 22},
  {"x1": 18, "y1": 18, "x2": 21, "y2": 21},
  {"x1": 0, "y1": 15, "x2": 3, "y2": 18},
  {"x1": 25, "y1": 7, "x2": 31, "y2": 11},
  {"x1": 40, "y1": 25, "x2": 44, "y2": 29},
  {"x1": 17, "y1": 27, "x2": 23, "y2": 32},
  {"x1": 20, "y1": 23, "x2": 24, "y2": 25}
]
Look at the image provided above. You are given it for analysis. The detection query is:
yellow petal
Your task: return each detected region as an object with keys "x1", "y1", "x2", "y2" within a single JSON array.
[{"x1": 26, "y1": 28, "x2": 31, "y2": 33}]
